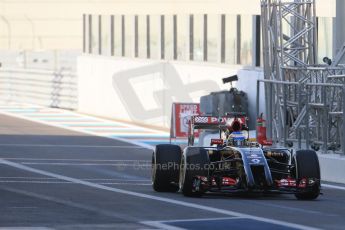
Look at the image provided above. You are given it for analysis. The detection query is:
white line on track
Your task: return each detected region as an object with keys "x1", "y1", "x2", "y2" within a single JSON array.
[
  {"x1": 0, "y1": 159, "x2": 320, "y2": 230},
  {"x1": 148, "y1": 216, "x2": 244, "y2": 223},
  {"x1": 0, "y1": 228, "x2": 52, "y2": 230},
  {"x1": 0, "y1": 144, "x2": 146, "y2": 148},
  {"x1": 0, "y1": 177, "x2": 150, "y2": 181},
  {"x1": 322, "y1": 183, "x2": 345, "y2": 191},
  {"x1": 99, "y1": 182, "x2": 151, "y2": 186},
  {"x1": 1, "y1": 158, "x2": 150, "y2": 162},
  {"x1": 142, "y1": 217, "x2": 244, "y2": 230},
  {"x1": 141, "y1": 222, "x2": 184, "y2": 230},
  {"x1": 1, "y1": 185, "x2": 140, "y2": 223},
  {"x1": 20, "y1": 162, "x2": 150, "y2": 166},
  {"x1": 0, "y1": 180, "x2": 151, "y2": 185}
]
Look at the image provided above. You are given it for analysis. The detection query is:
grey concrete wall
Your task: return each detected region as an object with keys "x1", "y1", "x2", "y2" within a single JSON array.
[{"x1": 319, "y1": 153, "x2": 345, "y2": 184}]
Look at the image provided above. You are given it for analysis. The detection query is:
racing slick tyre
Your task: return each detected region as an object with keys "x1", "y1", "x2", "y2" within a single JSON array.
[
  {"x1": 294, "y1": 150, "x2": 320, "y2": 200},
  {"x1": 152, "y1": 144, "x2": 181, "y2": 192},
  {"x1": 179, "y1": 147, "x2": 210, "y2": 197}
]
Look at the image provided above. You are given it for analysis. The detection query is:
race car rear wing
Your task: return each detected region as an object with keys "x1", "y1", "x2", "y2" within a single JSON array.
[
  {"x1": 191, "y1": 116, "x2": 228, "y2": 129},
  {"x1": 191, "y1": 115, "x2": 246, "y2": 129},
  {"x1": 187, "y1": 114, "x2": 247, "y2": 146}
]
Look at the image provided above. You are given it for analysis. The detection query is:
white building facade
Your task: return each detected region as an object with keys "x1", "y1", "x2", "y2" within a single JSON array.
[{"x1": 78, "y1": 1, "x2": 340, "y2": 129}]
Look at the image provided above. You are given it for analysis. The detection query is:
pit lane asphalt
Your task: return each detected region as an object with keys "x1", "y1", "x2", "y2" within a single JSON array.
[{"x1": 0, "y1": 114, "x2": 344, "y2": 230}]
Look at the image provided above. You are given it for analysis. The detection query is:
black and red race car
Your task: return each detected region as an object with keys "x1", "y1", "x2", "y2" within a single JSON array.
[{"x1": 152, "y1": 114, "x2": 320, "y2": 200}]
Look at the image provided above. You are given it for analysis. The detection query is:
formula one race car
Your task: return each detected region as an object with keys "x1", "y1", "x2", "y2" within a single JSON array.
[{"x1": 152, "y1": 114, "x2": 320, "y2": 200}]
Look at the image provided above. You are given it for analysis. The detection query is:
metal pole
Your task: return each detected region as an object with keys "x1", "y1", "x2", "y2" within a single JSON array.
[
  {"x1": 306, "y1": 85, "x2": 310, "y2": 150},
  {"x1": 283, "y1": 84, "x2": 287, "y2": 146},
  {"x1": 322, "y1": 86, "x2": 328, "y2": 153},
  {"x1": 256, "y1": 80, "x2": 260, "y2": 118},
  {"x1": 277, "y1": 84, "x2": 283, "y2": 144},
  {"x1": 342, "y1": 85, "x2": 345, "y2": 155},
  {"x1": 98, "y1": 15, "x2": 102, "y2": 55},
  {"x1": 89, "y1": 15, "x2": 92, "y2": 54},
  {"x1": 297, "y1": 83, "x2": 301, "y2": 150},
  {"x1": 265, "y1": 83, "x2": 273, "y2": 139},
  {"x1": 83, "y1": 14, "x2": 86, "y2": 53}
]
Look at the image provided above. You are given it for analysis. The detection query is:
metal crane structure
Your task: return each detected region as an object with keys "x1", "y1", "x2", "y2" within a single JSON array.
[{"x1": 259, "y1": 0, "x2": 345, "y2": 154}]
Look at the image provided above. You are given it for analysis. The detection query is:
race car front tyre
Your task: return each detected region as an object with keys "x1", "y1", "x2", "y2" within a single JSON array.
[
  {"x1": 294, "y1": 150, "x2": 320, "y2": 200},
  {"x1": 152, "y1": 144, "x2": 181, "y2": 192},
  {"x1": 180, "y1": 147, "x2": 209, "y2": 197}
]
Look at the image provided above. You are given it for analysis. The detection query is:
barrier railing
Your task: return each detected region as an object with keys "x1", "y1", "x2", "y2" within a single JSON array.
[
  {"x1": 256, "y1": 78, "x2": 345, "y2": 155},
  {"x1": 0, "y1": 68, "x2": 77, "y2": 110}
]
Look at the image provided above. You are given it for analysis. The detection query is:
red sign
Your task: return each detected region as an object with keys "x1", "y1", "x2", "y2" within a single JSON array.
[{"x1": 170, "y1": 103, "x2": 200, "y2": 139}]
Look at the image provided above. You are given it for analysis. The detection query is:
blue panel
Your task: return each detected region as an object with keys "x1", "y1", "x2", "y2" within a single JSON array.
[{"x1": 164, "y1": 218, "x2": 298, "y2": 230}]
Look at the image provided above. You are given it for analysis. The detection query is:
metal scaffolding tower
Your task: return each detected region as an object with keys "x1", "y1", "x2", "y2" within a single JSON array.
[
  {"x1": 259, "y1": 0, "x2": 345, "y2": 154},
  {"x1": 261, "y1": 0, "x2": 317, "y2": 81}
]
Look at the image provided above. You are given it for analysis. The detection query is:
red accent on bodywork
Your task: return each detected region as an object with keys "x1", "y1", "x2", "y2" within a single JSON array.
[
  {"x1": 198, "y1": 176, "x2": 237, "y2": 187},
  {"x1": 211, "y1": 139, "x2": 224, "y2": 145},
  {"x1": 276, "y1": 178, "x2": 297, "y2": 187},
  {"x1": 210, "y1": 177, "x2": 237, "y2": 186},
  {"x1": 222, "y1": 177, "x2": 237, "y2": 186}
]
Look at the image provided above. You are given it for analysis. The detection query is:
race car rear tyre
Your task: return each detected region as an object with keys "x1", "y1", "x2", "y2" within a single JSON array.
[
  {"x1": 294, "y1": 150, "x2": 320, "y2": 200},
  {"x1": 152, "y1": 144, "x2": 181, "y2": 192},
  {"x1": 180, "y1": 147, "x2": 209, "y2": 197}
]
